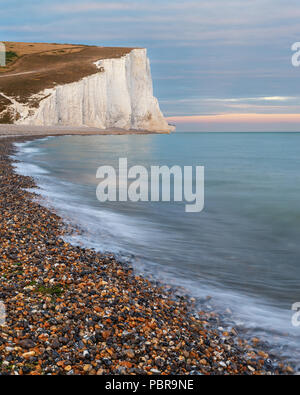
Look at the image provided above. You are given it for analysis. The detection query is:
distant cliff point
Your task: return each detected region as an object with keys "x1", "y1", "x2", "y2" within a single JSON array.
[{"x1": 0, "y1": 42, "x2": 173, "y2": 133}]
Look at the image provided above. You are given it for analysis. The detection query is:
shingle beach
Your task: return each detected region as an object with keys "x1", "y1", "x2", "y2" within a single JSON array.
[{"x1": 0, "y1": 136, "x2": 292, "y2": 375}]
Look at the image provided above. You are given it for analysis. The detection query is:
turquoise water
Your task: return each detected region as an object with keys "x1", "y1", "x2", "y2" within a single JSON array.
[{"x1": 15, "y1": 132, "x2": 300, "y2": 367}]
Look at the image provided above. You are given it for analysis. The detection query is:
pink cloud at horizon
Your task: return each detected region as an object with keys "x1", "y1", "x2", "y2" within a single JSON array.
[
  {"x1": 167, "y1": 113, "x2": 300, "y2": 124},
  {"x1": 166, "y1": 113, "x2": 300, "y2": 132}
]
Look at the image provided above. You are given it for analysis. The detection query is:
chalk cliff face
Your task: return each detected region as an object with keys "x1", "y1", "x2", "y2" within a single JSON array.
[{"x1": 15, "y1": 49, "x2": 172, "y2": 132}]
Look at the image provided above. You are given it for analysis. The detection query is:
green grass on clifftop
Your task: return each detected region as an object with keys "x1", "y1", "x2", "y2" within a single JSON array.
[{"x1": 5, "y1": 51, "x2": 18, "y2": 64}]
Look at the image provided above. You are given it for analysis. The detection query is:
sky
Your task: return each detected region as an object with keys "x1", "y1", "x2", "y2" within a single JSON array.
[{"x1": 1, "y1": 0, "x2": 300, "y2": 131}]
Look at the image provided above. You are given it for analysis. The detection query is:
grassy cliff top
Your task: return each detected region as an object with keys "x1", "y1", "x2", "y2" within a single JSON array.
[
  {"x1": 0, "y1": 42, "x2": 135, "y2": 123},
  {"x1": 0, "y1": 42, "x2": 134, "y2": 99}
]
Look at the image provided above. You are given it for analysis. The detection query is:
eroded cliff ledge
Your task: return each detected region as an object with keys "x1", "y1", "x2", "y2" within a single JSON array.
[{"x1": 0, "y1": 42, "x2": 173, "y2": 133}]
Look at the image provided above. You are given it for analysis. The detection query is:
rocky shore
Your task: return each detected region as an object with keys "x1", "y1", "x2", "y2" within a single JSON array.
[{"x1": 0, "y1": 136, "x2": 291, "y2": 375}]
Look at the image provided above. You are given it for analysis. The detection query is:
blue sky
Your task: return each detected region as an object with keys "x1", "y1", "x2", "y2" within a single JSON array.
[{"x1": 1, "y1": 0, "x2": 300, "y2": 131}]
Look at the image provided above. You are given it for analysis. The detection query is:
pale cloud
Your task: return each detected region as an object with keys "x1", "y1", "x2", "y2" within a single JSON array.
[
  {"x1": 205, "y1": 97, "x2": 295, "y2": 103},
  {"x1": 161, "y1": 96, "x2": 300, "y2": 118},
  {"x1": 49, "y1": 2, "x2": 136, "y2": 12},
  {"x1": 42, "y1": 0, "x2": 300, "y2": 37},
  {"x1": 262, "y1": 96, "x2": 292, "y2": 101}
]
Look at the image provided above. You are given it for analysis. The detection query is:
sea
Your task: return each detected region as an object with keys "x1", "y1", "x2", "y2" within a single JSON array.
[{"x1": 13, "y1": 132, "x2": 300, "y2": 369}]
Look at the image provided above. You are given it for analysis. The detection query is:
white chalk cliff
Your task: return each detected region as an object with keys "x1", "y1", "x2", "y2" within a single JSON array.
[{"x1": 15, "y1": 49, "x2": 172, "y2": 132}]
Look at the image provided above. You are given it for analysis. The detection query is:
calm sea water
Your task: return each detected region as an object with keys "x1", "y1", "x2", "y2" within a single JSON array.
[{"x1": 14, "y1": 133, "x2": 300, "y2": 367}]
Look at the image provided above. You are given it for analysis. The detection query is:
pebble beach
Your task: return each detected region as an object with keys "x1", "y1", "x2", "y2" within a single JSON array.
[{"x1": 0, "y1": 136, "x2": 293, "y2": 375}]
